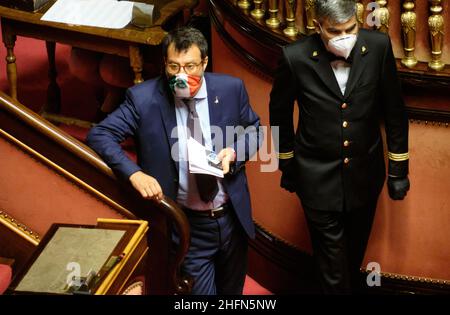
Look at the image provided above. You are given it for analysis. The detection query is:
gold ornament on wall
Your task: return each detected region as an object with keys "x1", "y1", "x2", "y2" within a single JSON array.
[
  {"x1": 266, "y1": 0, "x2": 281, "y2": 29},
  {"x1": 305, "y1": 0, "x2": 316, "y2": 35},
  {"x1": 356, "y1": 1, "x2": 364, "y2": 28},
  {"x1": 401, "y1": 0, "x2": 418, "y2": 68},
  {"x1": 375, "y1": 0, "x2": 390, "y2": 33},
  {"x1": 238, "y1": 0, "x2": 252, "y2": 10},
  {"x1": 283, "y1": 0, "x2": 298, "y2": 37},
  {"x1": 428, "y1": 0, "x2": 445, "y2": 71},
  {"x1": 251, "y1": 0, "x2": 265, "y2": 20}
]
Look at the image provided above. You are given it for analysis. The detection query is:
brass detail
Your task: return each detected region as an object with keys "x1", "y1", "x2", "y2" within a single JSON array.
[
  {"x1": 375, "y1": 1, "x2": 390, "y2": 33},
  {"x1": 0, "y1": 210, "x2": 40, "y2": 245},
  {"x1": 356, "y1": 1, "x2": 364, "y2": 28},
  {"x1": 344, "y1": 140, "x2": 350, "y2": 147},
  {"x1": 41, "y1": 112, "x2": 94, "y2": 129},
  {"x1": 401, "y1": 0, "x2": 418, "y2": 68},
  {"x1": 283, "y1": 0, "x2": 298, "y2": 38},
  {"x1": 341, "y1": 103, "x2": 348, "y2": 109},
  {"x1": 388, "y1": 152, "x2": 409, "y2": 161},
  {"x1": 361, "y1": 269, "x2": 450, "y2": 286},
  {"x1": 118, "y1": 248, "x2": 148, "y2": 294},
  {"x1": 95, "y1": 219, "x2": 149, "y2": 295},
  {"x1": 277, "y1": 151, "x2": 294, "y2": 159},
  {"x1": 251, "y1": 0, "x2": 265, "y2": 20},
  {"x1": 343, "y1": 121, "x2": 349, "y2": 128},
  {"x1": 266, "y1": 0, "x2": 280, "y2": 29},
  {"x1": 313, "y1": 51, "x2": 319, "y2": 57},
  {"x1": 361, "y1": 46, "x2": 367, "y2": 53},
  {"x1": 428, "y1": 0, "x2": 445, "y2": 71},
  {"x1": 238, "y1": 0, "x2": 251, "y2": 10},
  {"x1": 344, "y1": 158, "x2": 350, "y2": 164},
  {"x1": 305, "y1": 0, "x2": 316, "y2": 35}
]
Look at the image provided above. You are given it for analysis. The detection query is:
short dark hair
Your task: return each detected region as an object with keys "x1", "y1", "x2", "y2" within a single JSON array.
[{"x1": 162, "y1": 27, "x2": 208, "y2": 60}]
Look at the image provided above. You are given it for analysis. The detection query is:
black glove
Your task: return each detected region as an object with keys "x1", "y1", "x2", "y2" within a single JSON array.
[
  {"x1": 387, "y1": 176, "x2": 410, "y2": 200},
  {"x1": 280, "y1": 160, "x2": 298, "y2": 193}
]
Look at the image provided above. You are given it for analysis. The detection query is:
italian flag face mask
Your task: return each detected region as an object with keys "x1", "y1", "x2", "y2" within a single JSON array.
[{"x1": 169, "y1": 73, "x2": 202, "y2": 99}]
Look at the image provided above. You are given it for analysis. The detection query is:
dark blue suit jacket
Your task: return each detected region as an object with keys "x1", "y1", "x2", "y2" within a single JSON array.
[{"x1": 87, "y1": 73, "x2": 261, "y2": 238}]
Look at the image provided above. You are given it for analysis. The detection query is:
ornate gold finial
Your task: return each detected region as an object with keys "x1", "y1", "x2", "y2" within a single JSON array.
[
  {"x1": 266, "y1": 0, "x2": 281, "y2": 29},
  {"x1": 251, "y1": 0, "x2": 265, "y2": 20},
  {"x1": 428, "y1": 0, "x2": 445, "y2": 71},
  {"x1": 356, "y1": 1, "x2": 364, "y2": 28},
  {"x1": 283, "y1": 0, "x2": 299, "y2": 38},
  {"x1": 305, "y1": 0, "x2": 316, "y2": 35},
  {"x1": 375, "y1": 0, "x2": 390, "y2": 33},
  {"x1": 237, "y1": 0, "x2": 251, "y2": 10},
  {"x1": 401, "y1": 0, "x2": 418, "y2": 68}
]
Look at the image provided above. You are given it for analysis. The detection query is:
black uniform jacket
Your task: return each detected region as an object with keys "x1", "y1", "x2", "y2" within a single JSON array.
[{"x1": 269, "y1": 29, "x2": 409, "y2": 211}]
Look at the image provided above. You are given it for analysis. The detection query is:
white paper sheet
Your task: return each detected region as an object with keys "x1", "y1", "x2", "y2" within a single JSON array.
[
  {"x1": 187, "y1": 137, "x2": 224, "y2": 178},
  {"x1": 41, "y1": 0, "x2": 134, "y2": 29}
]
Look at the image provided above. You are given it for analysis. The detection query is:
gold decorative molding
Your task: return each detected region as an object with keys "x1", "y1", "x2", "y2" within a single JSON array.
[
  {"x1": 0, "y1": 210, "x2": 40, "y2": 245},
  {"x1": 237, "y1": 0, "x2": 251, "y2": 10},
  {"x1": 375, "y1": 0, "x2": 390, "y2": 33},
  {"x1": 356, "y1": 1, "x2": 364, "y2": 28},
  {"x1": 283, "y1": 0, "x2": 298, "y2": 38},
  {"x1": 409, "y1": 119, "x2": 449, "y2": 127},
  {"x1": 266, "y1": 0, "x2": 280, "y2": 29},
  {"x1": 254, "y1": 220, "x2": 306, "y2": 253},
  {"x1": 258, "y1": 219, "x2": 450, "y2": 287},
  {"x1": 401, "y1": 0, "x2": 418, "y2": 68},
  {"x1": 251, "y1": 0, "x2": 265, "y2": 20},
  {"x1": 428, "y1": 0, "x2": 445, "y2": 71},
  {"x1": 305, "y1": 0, "x2": 316, "y2": 35},
  {"x1": 95, "y1": 219, "x2": 149, "y2": 295},
  {"x1": 361, "y1": 269, "x2": 450, "y2": 286}
]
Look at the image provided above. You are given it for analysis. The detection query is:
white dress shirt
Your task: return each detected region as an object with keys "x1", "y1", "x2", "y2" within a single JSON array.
[
  {"x1": 330, "y1": 60, "x2": 351, "y2": 95},
  {"x1": 174, "y1": 78, "x2": 229, "y2": 210}
]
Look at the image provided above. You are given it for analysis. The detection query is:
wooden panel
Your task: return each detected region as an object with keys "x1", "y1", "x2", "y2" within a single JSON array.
[
  {"x1": 0, "y1": 92, "x2": 191, "y2": 294},
  {"x1": 0, "y1": 219, "x2": 37, "y2": 276}
]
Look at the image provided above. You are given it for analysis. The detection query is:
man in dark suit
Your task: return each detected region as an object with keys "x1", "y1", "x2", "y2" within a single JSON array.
[
  {"x1": 87, "y1": 27, "x2": 262, "y2": 295},
  {"x1": 269, "y1": 0, "x2": 410, "y2": 293}
]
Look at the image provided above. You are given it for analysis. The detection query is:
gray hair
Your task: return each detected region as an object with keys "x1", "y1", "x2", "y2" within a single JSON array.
[{"x1": 315, "y1": 0, "x2": 356, "y2": 24}]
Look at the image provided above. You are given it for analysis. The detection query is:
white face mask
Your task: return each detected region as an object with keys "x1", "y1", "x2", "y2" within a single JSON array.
[
  {"x1": 319, "y1": 24, "x2": 357, "y2": 59},
  {"x1": 327, "y1": 34, "x2": 357, "y2": 59}
]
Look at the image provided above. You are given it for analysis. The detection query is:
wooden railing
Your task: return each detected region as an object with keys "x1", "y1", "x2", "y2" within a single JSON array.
[
  {"x1": 0, "y1": 91, "x2": 192, "y2": 294},
  {"x1": 230, "y1": 0, "x2": 449, "y2": 75}
]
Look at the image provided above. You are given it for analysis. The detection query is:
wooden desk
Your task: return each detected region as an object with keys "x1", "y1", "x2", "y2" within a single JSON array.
[{"x1": 0, "y1": 0, "x2": 197, "y2": 116}]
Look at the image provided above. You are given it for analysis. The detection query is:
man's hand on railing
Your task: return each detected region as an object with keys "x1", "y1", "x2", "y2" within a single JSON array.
[{"x1": 129, "y1": 171, "x2": 163, "y2": 202}]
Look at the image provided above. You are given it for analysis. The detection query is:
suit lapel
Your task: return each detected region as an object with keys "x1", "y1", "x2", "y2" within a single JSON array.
[
  {"x1": 310, "y1": 38, "x2": 344, "y2": 100},
  {"x1": 344, "y1": 37, "x2": 369, "y2": 98},
  {"x1": 157, "y1": 78, "x2": 179, "y2": 172},
  {"x1": 309, "y1": 33, "x2": 370, "y2": 100},
  {"x1": 205, "y1": 74, "x2": 224, "y2": 152}
]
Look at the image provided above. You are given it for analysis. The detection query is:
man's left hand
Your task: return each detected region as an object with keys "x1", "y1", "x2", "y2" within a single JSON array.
[
  {"x1": 217, "y1": 148, "x2": 236, "y2": 175},
  {"x1": 387, "y1": 176, "x2": 410, "y2": 200}
]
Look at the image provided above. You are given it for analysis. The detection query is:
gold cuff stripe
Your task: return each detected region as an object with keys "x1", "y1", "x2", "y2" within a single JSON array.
[
  {"x1": 388, "y1": 152, "x2": 409, "y2": 161},
  {"x1": 277, "y1": 151, "x2": 294, "y2": 159}
]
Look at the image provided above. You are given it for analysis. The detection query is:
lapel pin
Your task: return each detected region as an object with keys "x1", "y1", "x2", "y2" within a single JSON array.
[
  {"x1": 361, "y1": 46, "x2": 367, "y2": 53},
  {"x1": 214, "y1": 96, "x2": 219, "y2": 104},
  {"x1": 312, "y1": 51, "x2": 318, "y2": 57}
]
